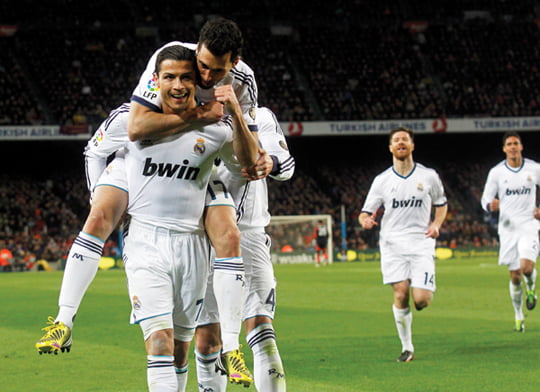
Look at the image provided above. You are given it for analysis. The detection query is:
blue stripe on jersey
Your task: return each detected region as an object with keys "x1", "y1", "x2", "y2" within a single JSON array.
[{"x1": 130, "y1": 95, "x2": 162, "y2": 113}]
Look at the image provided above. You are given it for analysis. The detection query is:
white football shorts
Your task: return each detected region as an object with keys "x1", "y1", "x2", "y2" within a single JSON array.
[
  {"x1": 123, "y1": 219, "x2": 211, "y2": 332},
  {"x1": 380, "y1": 249, "x2": 436, "y2": 292},
  {"x1": 498, "y1": 230, "x2": 539, "y2": 270},
  {"x1": 94, "y1": 154, "x2": 128, "y2": 193}
]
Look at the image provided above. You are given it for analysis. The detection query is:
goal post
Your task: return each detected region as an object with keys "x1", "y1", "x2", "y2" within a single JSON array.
[{"x1": 266, "y1": 214, "x2": 333, "y2": 264}]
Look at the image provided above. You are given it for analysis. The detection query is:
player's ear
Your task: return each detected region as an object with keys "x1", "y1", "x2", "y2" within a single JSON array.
[
  {"x1": 153, "y1": 72, "x2": 160, "y2": 88},
  {"x1": 231, "y1": 57, "x2": 240, "y2": 68}
]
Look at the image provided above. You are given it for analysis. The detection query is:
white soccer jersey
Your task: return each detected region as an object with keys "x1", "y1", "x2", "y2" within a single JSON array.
[
  {"x1": 481, "y1": 158, "x2": 540, "y2": 234},
  {"x1": 125, "y1": 117, "x2": 241, "y2": 232},
  {"x1": 362, "y1": 163, "x2": 447, "y2": 252},
  {"x1": 84, "y1": 103, "x2": 130, "y2": 191},
  {"x1": 218, "y1": 107, "x2": 295, "y2": 231},
  {"x1": 130, "y1": 41, "x2": 258, "y2": 130}
]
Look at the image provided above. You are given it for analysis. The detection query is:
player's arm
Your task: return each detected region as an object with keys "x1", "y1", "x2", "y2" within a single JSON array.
[
  {"x1": 426, "y1": 204, "x2": 448, "y2": 238},
  {"x1": 127, "y1": 100, "x2": 223, "y2": 141},
  {"x1": 480, "y1": 170, "x2": 499, "y2": 212},
  {"x1": 242, "y1": 107, "x2": 295, "y2": 181},
  {"x1": 216, "y1": 85, "x2": 258, "y2": 171}
]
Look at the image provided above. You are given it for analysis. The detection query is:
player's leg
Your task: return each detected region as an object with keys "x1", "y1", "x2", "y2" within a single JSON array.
[
  {"x1": 35, "y1": 184, "x2": 127, "y2": 354},
  {"x1": 243, "y1": 232, "x2": 286, "y2": 391},
  {"x1": 174, "y1": 338, "x2": 193, "y2": 392},
  {"x1": 194, "y1": 323, "x2": 227, "y2": 392},
  {"x1": 391, "y1": 280, "x2": 414, "y2": 361},
  {"x1": 518, "y1": 234, "x2": 539, "y2": 311},
  {"x1": 193, "y1": 267, "x2": 228, "y2": 391},
  {"x1": 204, "y1": 204, "x2": 245, "y2": 353},
  {"x1": 509, "y1": 269, "x2": 525, "y2": 331},
  {"x1": 501, "y1": 236, "x2": 525, "y2": 330},
  {"x1": 126, "y1": 223, "x2": 178, "y2": 391}
]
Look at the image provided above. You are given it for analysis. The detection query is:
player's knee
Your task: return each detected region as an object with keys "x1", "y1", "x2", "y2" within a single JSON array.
[
  {"x1": 214, "y1": 226, "x2": 241, "y2": 257},
  {"x1": 194, "y1": 324, "x2": 221, "y2": 355},
  {"x1": 84, "y1": 208, "x2": 113, "y2": 239},
  {"x1": 147, "y1": 329, "x2": 174, "y2": 356}
]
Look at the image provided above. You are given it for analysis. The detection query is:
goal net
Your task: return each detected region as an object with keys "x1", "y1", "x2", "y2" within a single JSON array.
[{"x1": 266, "y1": 214, "x2": 333, "y2": 264}]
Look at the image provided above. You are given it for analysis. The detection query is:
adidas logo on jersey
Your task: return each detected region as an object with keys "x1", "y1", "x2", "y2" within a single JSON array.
[{"x1": 142, "y1": 157, "x2": 200, "y2": 180}]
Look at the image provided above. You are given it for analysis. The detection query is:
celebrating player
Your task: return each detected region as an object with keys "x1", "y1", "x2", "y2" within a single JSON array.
[
  {"x1": 36, "y1": 17, "x2": 258, "y2": 385},
  {"x1": 359, "y1": 127, "x2": 447, "y2": 362},
  {"x1": 109, "y1": 45, "x2": 256, "y2": 391},
  {"x1": 480, "y1": 131, "x2": 540, "y2": 332}
]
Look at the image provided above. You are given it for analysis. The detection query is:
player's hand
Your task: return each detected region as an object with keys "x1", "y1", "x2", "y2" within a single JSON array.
[
  {"x1": 242, "y1": 148, "x2": 272, "y2": 180},
  {"x1": 489, "y1": 198, "x2": 499, "y2": 212},
  {"x1": 361, "y1": 212, "x2": 378, "y2": 230},
  {"x1": 425, "y1": 223, "x2": 440, "y2": 239},
  {"x1": 197, "y1": 101, "x2": 224, "y2": 124},
  {"x1": 214, "y1": 85, "x2": 241, "y2": 114}
]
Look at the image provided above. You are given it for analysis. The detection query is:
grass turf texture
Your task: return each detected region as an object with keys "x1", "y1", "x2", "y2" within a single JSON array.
[{"x1": 1, "y1": 257, "x2": 538, "y2": 391}]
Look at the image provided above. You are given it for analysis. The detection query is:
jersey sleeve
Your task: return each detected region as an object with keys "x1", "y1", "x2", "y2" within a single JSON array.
[
  {"x1": 362, "y1": 176, "x2": 384, "y2": 214},
  {"x1": 430, "y1": 170, "x2": 447, "y2": 207},
  {"x1": 480, "y1": 168, "x2": 498, "y2": 212},
  {"x1": 256, "y1": 107, "x2": 295, "y2": 181},
  {"x1": 229, "y1": 61, "x2": 259, "y2": 132},
  {"x1": 84, "y1": 103, "x2": 130, "y2": 191}
]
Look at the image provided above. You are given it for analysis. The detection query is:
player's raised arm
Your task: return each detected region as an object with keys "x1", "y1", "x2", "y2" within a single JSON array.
[{"x1": 215, "y1": 84, "x2": 258, "y2": 170}]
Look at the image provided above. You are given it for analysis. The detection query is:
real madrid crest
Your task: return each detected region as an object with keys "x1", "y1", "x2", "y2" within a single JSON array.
[
  {"x1": 194, "y1": 137, "x2": 206, "y2": 154},
  {"x1": 249, "y1": 107, "x2": 256, "y2": 121},
  {"x1": 417, "y1": 183, "x2": 424, "y2": 191}
]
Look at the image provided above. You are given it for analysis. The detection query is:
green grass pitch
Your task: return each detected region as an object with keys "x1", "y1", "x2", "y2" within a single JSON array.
[{"x1": 1, "y1": 257, "x2": 538, "y2": 391}]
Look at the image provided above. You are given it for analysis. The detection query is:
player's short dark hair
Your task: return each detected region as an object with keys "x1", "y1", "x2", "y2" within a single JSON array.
[
  {"x1": 155, "y1": 45, "x2": 195, "y2": 74},
  {"x1": 198, "y1": 17, "x2": 243, "y2": 60},
  {"x1": 389, "y1": 127, "x2": 414, "y2": 143},
  {"x1": 502, "y1": 131, "x2": 521, "y2": 145}
]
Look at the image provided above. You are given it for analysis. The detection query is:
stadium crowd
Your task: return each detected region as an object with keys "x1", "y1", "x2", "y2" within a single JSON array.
[
  {"x1": 1, "y1": 0, "x2": 540, "y2": 267},
  {"x1": 1, "y1": 0, "x2": 540, "y2": 127}
]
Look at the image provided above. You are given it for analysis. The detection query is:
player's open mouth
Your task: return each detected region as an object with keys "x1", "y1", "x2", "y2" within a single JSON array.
[{"x1": 171, "y1": 92, "x2": 188, "y2": 99}]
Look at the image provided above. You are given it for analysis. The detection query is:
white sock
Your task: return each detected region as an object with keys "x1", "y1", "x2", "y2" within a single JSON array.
[
  {"x1": 392, "y1": 305, "x2": 414, "y2": 352},
  {"x1": 57, "y1": 231, "x2": 104, "y2": 328},
  {"x1": 524, "y1": 269, "x2": 537, "y2": 291},
  {"x1": 247, "y1": 324, "x2": 286, "y2": 392},
  {"x1": 195, "y1": 349, "x2": 227, "y2": 392},
  {"x1": 175, "y1": 363, "x2": 189, "y2": 392},
  {"x1": 509, "y1": 281, "x2": 524, "y2": 320},
  {"x1": 147, "y1": 355, "x2": 177, "y2": 392},
  {"x1": 213, "y1": 256, "x2": 245, "y2": 353}
]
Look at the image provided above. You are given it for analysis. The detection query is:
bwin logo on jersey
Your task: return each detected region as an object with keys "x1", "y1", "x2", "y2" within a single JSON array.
[
  {"x1": 392, "y1": 197, "x2": 423, "y2": 208},
  {"x1": 505, "y1": 186, "x2": 531, "y2": 196},
  {"x1": 142, "y1": 158, "x2": 200, "y2": 180},
  {"x1": 194, "y1": 138, "x2": 206, "y2": 154}
]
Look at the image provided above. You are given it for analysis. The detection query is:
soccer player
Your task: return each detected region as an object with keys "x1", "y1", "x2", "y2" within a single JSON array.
[
  {"x1": 36, "y1": 18, "x2": 258, "y2": 383},
  {"x1": 118, "y1": 45, "x2": 256, "y2": 392},
  {"x1": 194, "y1": 106, "x2": 293, "y2": 392},
  {"x1": 313, "y1": 219, "x2": 329, "y2": 266},
  {"x1": 480, "y1": 131, "x2": 540, "y2": 332},
  {"x1": 359, "y1": 127, "x2": 447, "y2": 362},
  {"x1": 128, "y1": 17, "x2": 259, "y2": 383}
]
